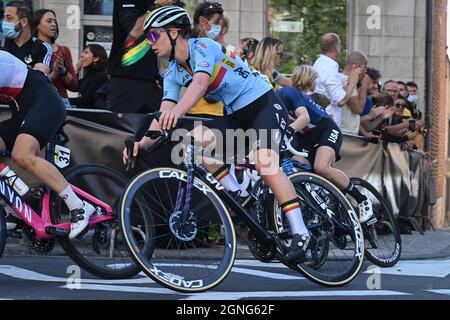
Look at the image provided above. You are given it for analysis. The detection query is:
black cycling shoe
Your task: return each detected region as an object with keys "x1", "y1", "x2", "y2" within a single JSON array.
[{"x1": 284, "y1": 234, "x2": 312, "y2": 265}]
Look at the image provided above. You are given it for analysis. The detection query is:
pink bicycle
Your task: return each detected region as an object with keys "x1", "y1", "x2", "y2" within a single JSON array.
[{"x1": 0, "y1": 127, "x2": 152, "y2": 279}]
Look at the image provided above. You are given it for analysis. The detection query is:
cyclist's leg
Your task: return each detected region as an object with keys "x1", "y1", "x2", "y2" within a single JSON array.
[
  {"x1": 13, "y1": 69, "x2": 95, "y2": 237},
  {"x1": 314, "y1": 146, "x2": 349, "y2": 190},
  {"x1": 12, "y1": 134, "x2": 70, "y2": 193},
  {"x1": 0, "y1": 118, "x2": 22, "y2": 152},
  {"x1": 313, "y1": 120, "x2": 372, "y2": 222},
  {"x1": 243, "y1": 92, "x2": 310, "y2": 243},
  {"x1": 190, "y1": 118, "x2": 249, "y2": 196}
]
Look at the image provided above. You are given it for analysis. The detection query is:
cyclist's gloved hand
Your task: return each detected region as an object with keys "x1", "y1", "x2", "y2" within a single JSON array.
[{"x1": 285, "y1": 126, "x2": 296, "y2": 141}]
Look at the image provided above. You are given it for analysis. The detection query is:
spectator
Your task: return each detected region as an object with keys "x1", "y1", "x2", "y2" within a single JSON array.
[
  {"x1": 338, "y1": 52, "x2": 370, "y2": 135},
  {"x1": 360, "y1": 67, "x2": 381, "y2": 117},
  {"x1": 108, "y1": 0, "x2": 178, "y2": 114},
  {"x1": 184, "y1": 1, "x2": 226, "y2": 118},
  {"x1": 1, "y1": 1, "x2": 52, "y2": 74},
  {"x1": 33, "y1": 9, "x2": 77, "y2": 108},
  {"x1": 406, "y1": 81, "x2": 422, "y2": 119},
  {"x1": 360, "y1": 93, "x2": 396, "y2": 134},
  {"x1": 214, "y1": 15, "x2": 238, "y2": 54},
  {"x1": 239, "y1": 37, "x2": 259, "y2": 67},
  {"x1": 382, "y1": 80, "x2": 399, "y2": 100},
  {"x1": 253, "y1": 37, "x2": 292, "y2": 88},
  {"x1": 397, "y1": 81, "x2": 409, "y2": 100},
  {"x1": 193, "y1": 1, "x2": 224, "y2": 39},
  {"x1": 384, "y1": 94, "x2": 424, "y2": 138},
  {"x1": 69, "y1": 44, "x2": 108, "y2": 109},
  {"x1": 313, "y1": 33, "x2": 359, "y2": 126},
  {"x1": 369, "y1": 93, "x2": 416, "y2": 144}
]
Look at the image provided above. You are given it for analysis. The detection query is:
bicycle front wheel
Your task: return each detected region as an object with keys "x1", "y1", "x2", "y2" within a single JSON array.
[
  {"x1": 50, "y1": 164, "x2": 146, "y2": 279},
  {"x1": 270, "y1": 172, "x2": 365, "y2": 287},
  {"x1": 121, "y1": 167, "x2": 236, "y2": 293},
  {"x1": 349, "y1": 177, "x2": 401, "y2": 268}
]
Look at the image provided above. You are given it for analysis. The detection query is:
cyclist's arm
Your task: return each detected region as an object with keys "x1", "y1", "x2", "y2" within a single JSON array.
[
  {"x1": 138, "y1": 100, "x2": 176, "y2": 150},
  {"x1": 171, "y1": 72, "x2": 210, "y2": 117},
  {"x1": 289, "y1": 107, "x2": 311, "y2": 133}
]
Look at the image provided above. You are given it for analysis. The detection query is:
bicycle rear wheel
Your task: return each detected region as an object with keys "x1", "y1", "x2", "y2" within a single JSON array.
[
  {"x1": 121, "y1": 167, "x2": 236, "y2": 293},
  {"x1": 270, "y1": 172, "x2": 365, "y2": 287},
  {"x1": 50, "y1": 164, "x2": 149, "y2": 279},
  {"x1": 349, "y1": 177, "x2": 401, "y2": 267},
  {"x1": 0, "y1": 205, "x2": 6, "y2": 259}
]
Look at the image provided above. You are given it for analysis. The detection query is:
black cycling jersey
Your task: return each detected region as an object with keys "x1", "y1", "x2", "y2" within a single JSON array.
[{"x1": 0, "y1": 69, "x2": 66, "y2": 150}]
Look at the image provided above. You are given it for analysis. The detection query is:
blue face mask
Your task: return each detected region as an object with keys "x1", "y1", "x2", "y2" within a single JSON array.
[
  {"x1": 407, "y1": 95, "x2": 418, "y2": 104},
  {"x1": 207, "y1": 23, "x2": 221, "y2": 40},
  {"x1": 1, "y1": 20, "x2": 23, "y2": 39}
]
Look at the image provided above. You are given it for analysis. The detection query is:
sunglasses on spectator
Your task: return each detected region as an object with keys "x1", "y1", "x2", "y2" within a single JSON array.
[
  {"x1": 148, "y1": 29, "x2": 181, "y2": 44},
  {"x1": 395, "y1": 103, "x2": 406, "y2": 108},
  {"x1": 276, "y1": 52, "x2": 284, "y2": 58}
]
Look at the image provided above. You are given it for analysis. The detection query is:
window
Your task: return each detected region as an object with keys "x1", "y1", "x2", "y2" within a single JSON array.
[
  {"x1": 268, "y1": 0, "x2": 348, "y2": 74},
  {"x1": 84, "y1": 0, "x2": 113, "y2": 16}
]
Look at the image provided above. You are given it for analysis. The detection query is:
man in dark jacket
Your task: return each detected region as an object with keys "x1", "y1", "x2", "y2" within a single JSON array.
[{"x1": 108, "y1": 0, "x2": 180, "y2": 114}]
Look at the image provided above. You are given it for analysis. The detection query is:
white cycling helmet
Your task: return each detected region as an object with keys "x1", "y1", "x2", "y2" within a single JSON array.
[{"x1": 144, "y1": 5, "x2": 191, "y2": 32}]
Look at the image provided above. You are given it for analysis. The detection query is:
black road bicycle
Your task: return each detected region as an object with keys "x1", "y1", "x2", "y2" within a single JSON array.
[{"x1": 120, "y1": 113, "x2": 365, "y2": 293}]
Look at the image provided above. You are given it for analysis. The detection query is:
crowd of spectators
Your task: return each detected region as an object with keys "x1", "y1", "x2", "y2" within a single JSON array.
[{"x1": 0, "y1": 0, "x2": 429, "y2": 155}]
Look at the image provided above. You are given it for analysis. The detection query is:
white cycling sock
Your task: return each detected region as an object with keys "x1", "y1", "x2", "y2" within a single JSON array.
[
  {"x1": 282, "y1": 200, "x2": 309, "y2": 237},
  {"x1": 59, "y1": 185, "x2": 84, "y2": 211},
  {"x1": 214, "y1": 167, "x2": 249, "y2": 197}
]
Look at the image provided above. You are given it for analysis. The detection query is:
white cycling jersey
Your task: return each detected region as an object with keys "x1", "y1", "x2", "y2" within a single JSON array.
[{"x1": 0, "y1": 51, "x2": 28, "y2": 101}]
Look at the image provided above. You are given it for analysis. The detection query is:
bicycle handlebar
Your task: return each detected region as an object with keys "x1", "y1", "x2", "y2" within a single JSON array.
[{"x1": 283, "y1": 136, "x2": 309, "y2": 159}]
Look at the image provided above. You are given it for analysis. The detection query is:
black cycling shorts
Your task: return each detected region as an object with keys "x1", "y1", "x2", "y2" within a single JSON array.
[
  {"x1": 292, "y1": 117, "x2": 343, "y2": 165},
  {"x1": 0, "y1": 69, "x2": 66, "y2": 150},
  {"x1": 203, "y1": 90, "x2": 289, "y2": 160}
]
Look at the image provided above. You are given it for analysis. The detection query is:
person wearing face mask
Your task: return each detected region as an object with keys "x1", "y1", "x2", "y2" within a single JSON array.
[
  {"x1": 69, "y1": 45, "x2": 109, "y2": 109},
  {"x1": 182, "y1": 1, "x2": 226, "y2": 118},
  {"x1": 193, "y1": 1, "x2": 224, "y2": 40},
  {"x1": 0, "y1": 1, "x2": 52, "y2": 75}
]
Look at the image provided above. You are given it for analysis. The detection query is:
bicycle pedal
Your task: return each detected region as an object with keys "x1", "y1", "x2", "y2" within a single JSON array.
[{"x1": 366, "y1": 218, "x2": 378, "y2": 226}]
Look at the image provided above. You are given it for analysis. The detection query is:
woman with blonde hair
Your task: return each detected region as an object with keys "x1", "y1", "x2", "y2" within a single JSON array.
[
  {"x1": 291, "y1": 65, "x2": 319, "y2": 93},
  {"x1": 253, "y1": 37, "x2": 292, "y2": 88}
]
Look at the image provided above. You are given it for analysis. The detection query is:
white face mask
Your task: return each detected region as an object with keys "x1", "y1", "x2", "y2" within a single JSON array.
[{"x1": 207, "y1": 23, "x2": 221, "y2": 40}]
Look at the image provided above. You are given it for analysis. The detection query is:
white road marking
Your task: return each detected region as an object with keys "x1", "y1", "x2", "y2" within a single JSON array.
[
  {"x1": 60, "y1": 284, "x2": 182, "y2": 296},
  {"x1": 57, "y1": 284, "x2": 411, "y2": 300},
  {"x1": 234, "y1": 260, "x2": 287, "y2": 269},
  {"x1": 181, "y1": 290, "x2": 411, "y2": 300},
  {"x1": 0, "y1": 265, "x2": 154, "y2": 284},
  {"x1": 426, "y1": 289, "x2": 450, "y2": 296},
  {"x1": 231, "y1": 267, "x2": 304, "y2": 280},
  {"x1": 367, "y1": 260, "x2": 450, "y2": 278}
]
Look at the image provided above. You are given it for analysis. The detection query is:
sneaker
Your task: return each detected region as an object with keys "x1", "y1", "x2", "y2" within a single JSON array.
[
  {"x1": 284, "y1": 234, "x2": 312, "y2": 264},
  {"x1": 359, "y1": 199, "x2": 374, "y2": 223},
  {"x1": 69, "y1": 201, "x2": 95, "y2": 239}
]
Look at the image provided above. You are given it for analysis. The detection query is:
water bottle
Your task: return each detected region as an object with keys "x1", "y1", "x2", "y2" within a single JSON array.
[{"x1": 0, "y1": 163, "x2": 30, "y2": 196}]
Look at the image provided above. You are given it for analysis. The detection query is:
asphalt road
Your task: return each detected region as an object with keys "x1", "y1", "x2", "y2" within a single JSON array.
[{"x1": 1, "y1": 254, "x2": 450, "y2": 301}]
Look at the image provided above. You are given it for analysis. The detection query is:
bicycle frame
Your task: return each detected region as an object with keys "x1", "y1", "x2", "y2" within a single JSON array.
[{"x1": 0, "y1": 139, "x2": 114, "y2": 241}]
